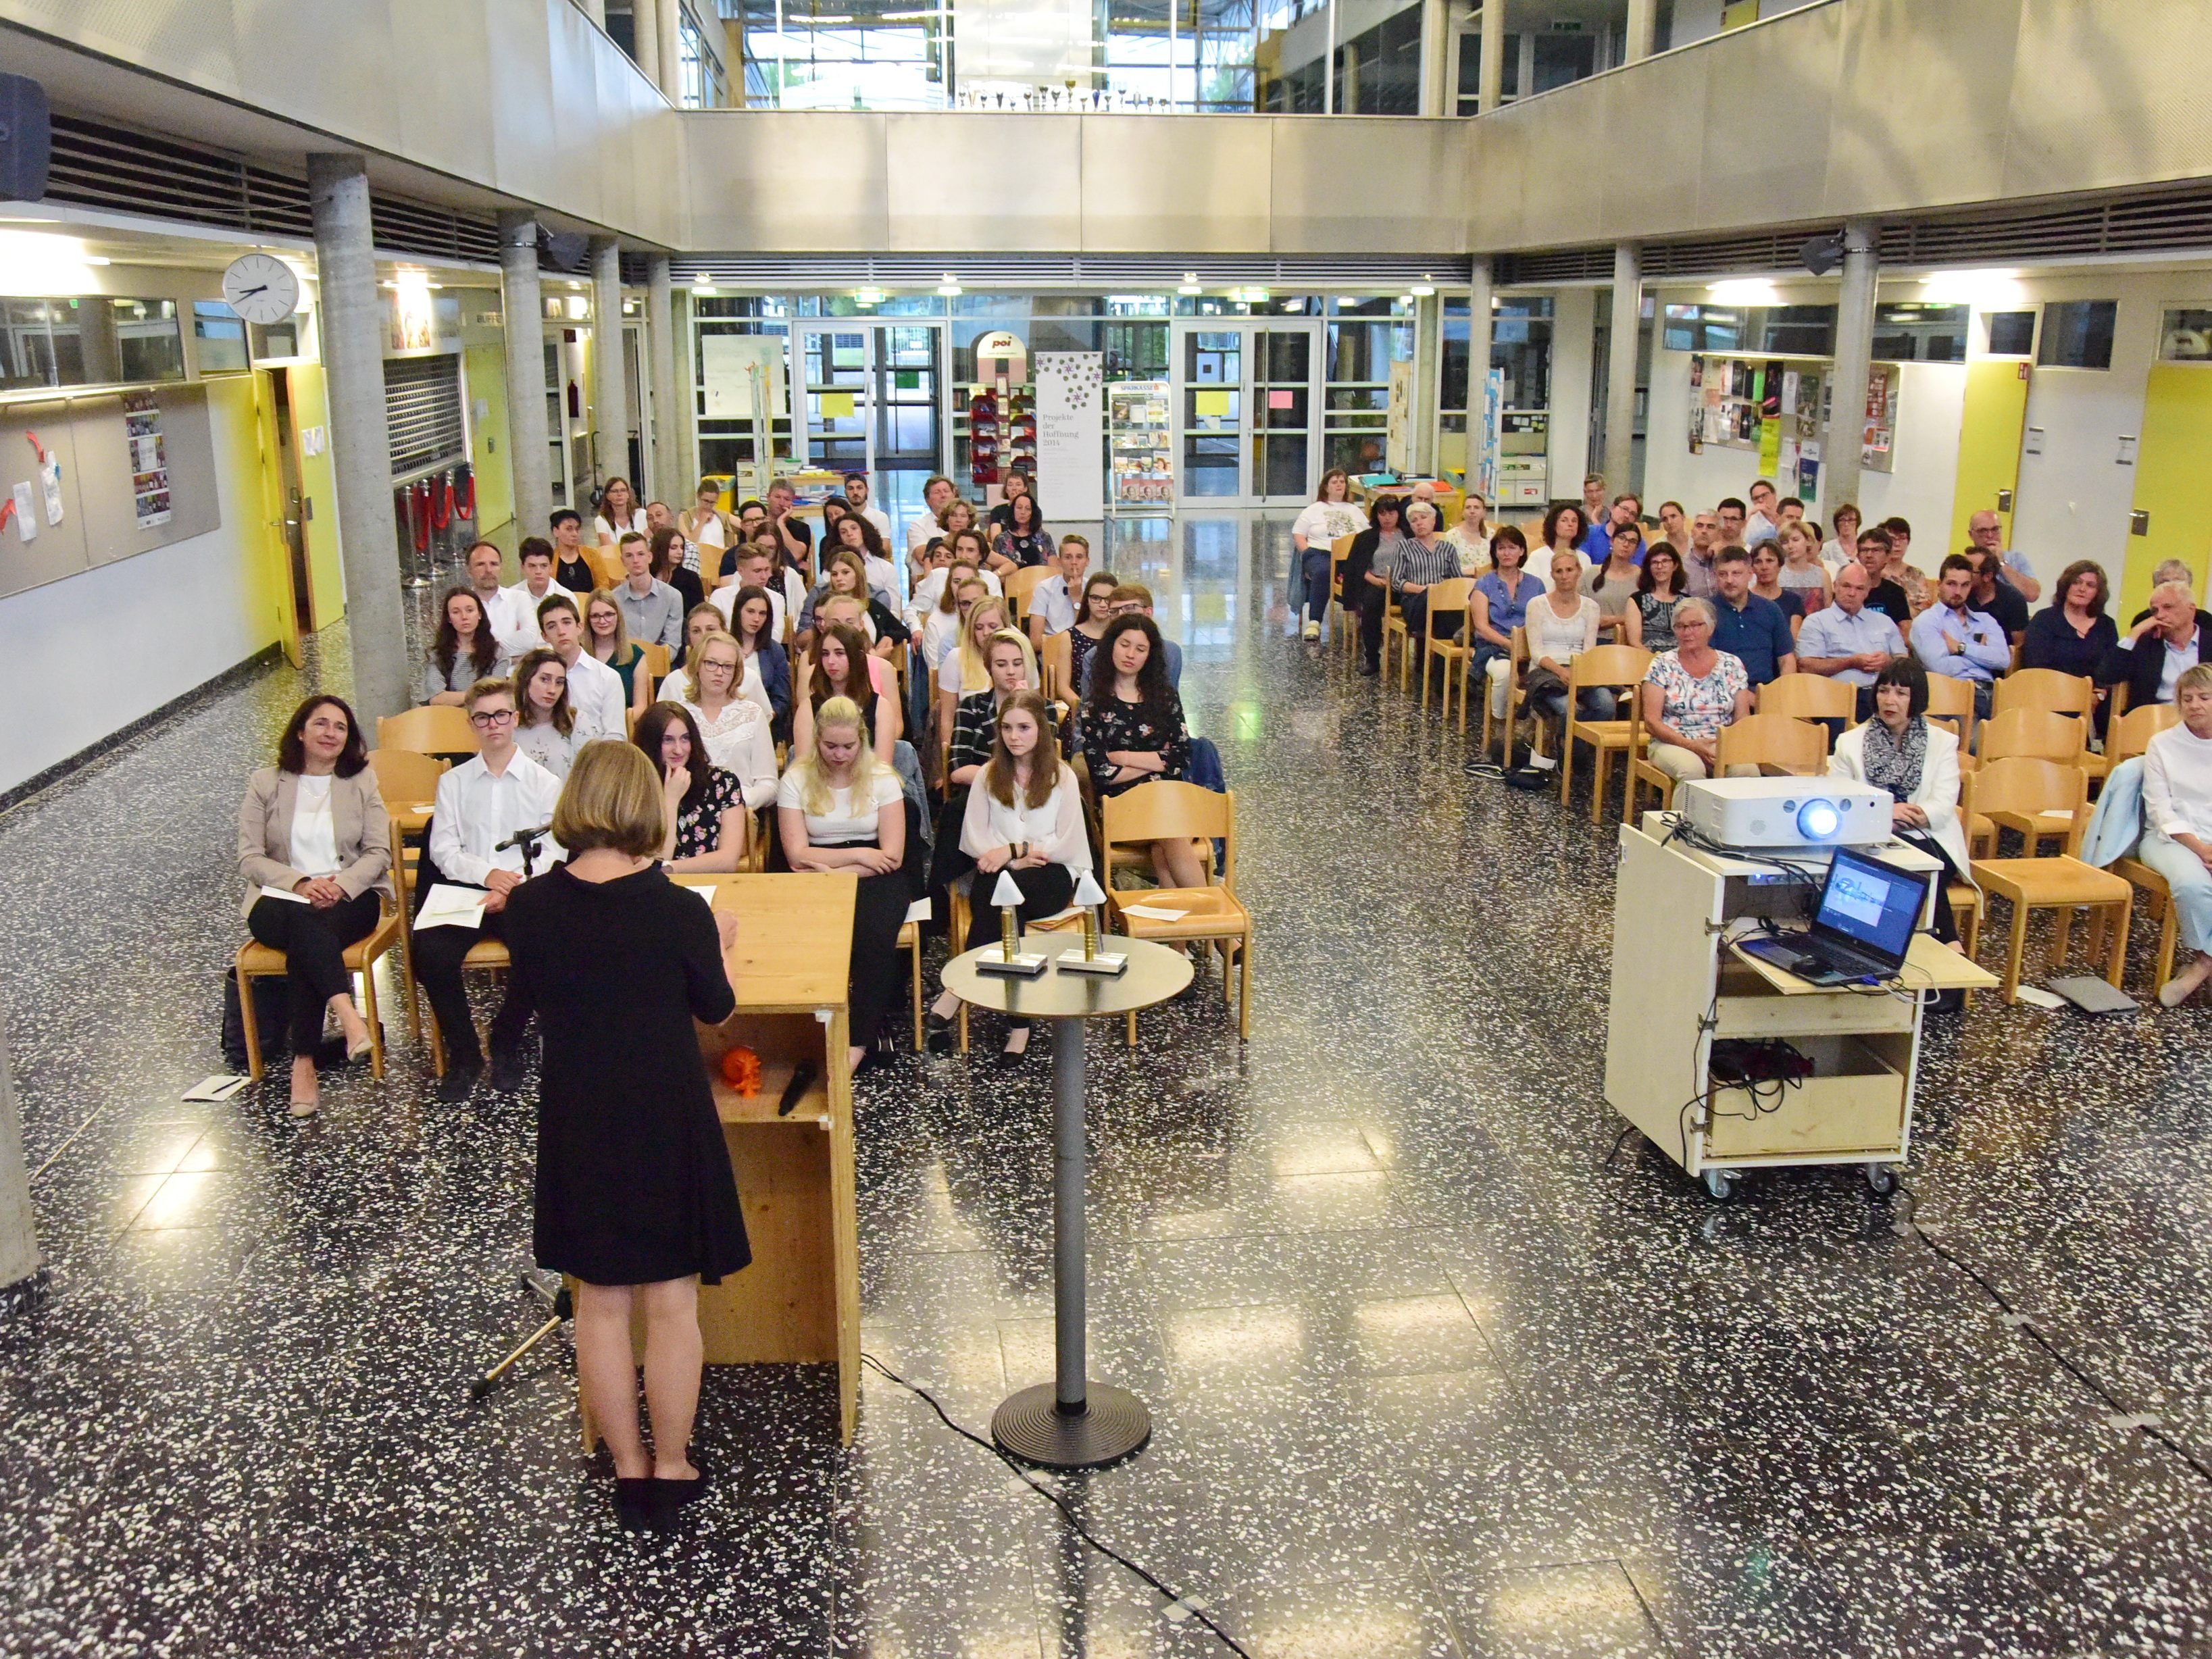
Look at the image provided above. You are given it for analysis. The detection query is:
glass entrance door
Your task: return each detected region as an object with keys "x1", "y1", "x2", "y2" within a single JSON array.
[
  {"x1": 799, "y1": 322, "x2": 945, "y2": 547},
  {"x1": 1173, "y1": 320, "x2": 1320, "y2": 505}
]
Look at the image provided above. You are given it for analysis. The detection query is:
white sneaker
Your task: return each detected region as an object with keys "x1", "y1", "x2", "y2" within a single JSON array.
[{"x1": 1301, "y1": 620, "x2": 1321, "y2": 640}]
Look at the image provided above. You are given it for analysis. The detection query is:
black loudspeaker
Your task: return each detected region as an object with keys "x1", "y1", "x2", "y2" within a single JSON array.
[
  {"x1": 538, "y1": 229, "x2": 589, "y2": 272},
  {"x1": 0, "y1": 74, "x2": 51, "y2": 203}
]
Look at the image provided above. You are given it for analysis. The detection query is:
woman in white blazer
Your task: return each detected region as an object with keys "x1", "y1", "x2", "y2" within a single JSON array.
[
  {"x1": 237, "y1": 695, "x2": 393, "y2": 1114},
  {"x1": 1828, "y1": 657, "x2": 1969, "y2": 943}
]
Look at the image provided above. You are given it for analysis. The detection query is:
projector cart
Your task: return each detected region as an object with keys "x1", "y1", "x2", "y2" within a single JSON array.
[{"x1": 1605, "y1": 817, "x2": 1995, "y2": 1201}]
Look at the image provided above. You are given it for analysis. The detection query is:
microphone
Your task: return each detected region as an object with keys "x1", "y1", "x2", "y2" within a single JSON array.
[{"x1": 495, "y1": 823, "x2": 552, "y2": 852}]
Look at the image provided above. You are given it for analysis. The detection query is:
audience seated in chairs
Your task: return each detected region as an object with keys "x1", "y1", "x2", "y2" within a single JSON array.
[
  {"x1": 1638, "y1": 597, "x2": 1755, "y2": 785},
  {"x1": 1525, "y1": 548, "x2": 1612, "y2": 740},
  {"x1": 547, "y1": 511, "x2": 598, "y2": 600},
  {"x1": 1625, "y1": 541, "x2": 1688, "y2": 652},
  {"x1": 536, "y1": 593, "x2": 628, "y2": 742},
  {"x1": 1079, "y1": 613, "x2": 1203, "y2": 892},
  {"x1": 778, "y1": 696, "x2": 910, "y2": 1075},
  {"x1": 1291, "y1": 468, "x2": 1367, "y2": 638},
  {"x1": 416, "y1": 677, "x2": 566, "y2": 1102},
  {"x1": 1793, "y1": 561, "x2": 1906, "y2": 721},
  {"x1": 1362, "y1": 499, "x2": 1460, "y2": 676},
  {"x1": 1707, "y1": 545, "x2": 1797, "y2": 687},
  {"x1": 422, "y1": 585, "x2": 507, "y2": 706},
  {"x1": 1347, "y1": 493, "x2": 1405, "y2": 672},
  {"x1": 2138, "y1": 663, "x2": 2212, "y2": 1007},
  {"x1": 496, "y1": 537, "x2": 574, "y2": 657},
  {"x1": 672, "y1": 630, "x2": 778, "y2": 783},
  {"x1": 611, "y1": 532, "x2": 686, "y2": 650},
  {"x1": 1581, "y1": 517, "x2": 1644, "y2": 640},
  {"x1": 1828, "y1": 657, "x2": 1970, "y2": 945},
  {"x1": 1092, "y1": 584, "x2": 1184, "y2": 692},
  {"x1": 1910, "y1": 554, "x2": 2011, "y2": 720},
  {"x1": 1025, "y1": 534, "x2": 1092, "y2": 645},
  {"x1": 2021, "y1": 560, "x2": 2119, "y2": 689},
  {"x1": 237, "y1": 695, "x2": 392, "y2": 1117},
  {"x1": 633, "y1": 700, "x2": 762, "y2": 875},
  {"x1": 926, "y1": 690, "x2": 1091, "y2": 1063},
  {"x1": 2105, "y1": 579, "x2": 2211, "y2": 713},
  {"x1": 511, "y1": 648, "x2": 580, "y2": 779},
  {"x1": 1469, "y1": 526, "x2": 1543, "y2": 720},
  {"x1": 720, "y1": 584, "x2": 792, "y2": 736},
  {"x1": 582, "y1": 589, "x2": 651, "y2": 721},
  {"x1": 797, "y1": 617, "x2": 902, "y2": 764},
  {"x1": 1062, "y1": 571, "x2": 1121, "y2": 700}
]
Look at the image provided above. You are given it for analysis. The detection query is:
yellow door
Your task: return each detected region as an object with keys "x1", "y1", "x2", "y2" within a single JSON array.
[
  {"x1": 285, "y1": 363, "x2": 349, "y2": 628},
  {"x1": 253, "y1": 371, "x2": 303, "y2": 667},
  {"x1": 2125, "y1": 363, "x2": 2212, "y2": 619},
  {"x1": 1949, "y1": 358, "x2": 2031, "y2": 558}
]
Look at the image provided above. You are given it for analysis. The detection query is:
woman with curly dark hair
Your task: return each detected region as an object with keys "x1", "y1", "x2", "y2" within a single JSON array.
[{"x1": 1079, "y1": 613, "x2": 1200, "y2": 889}]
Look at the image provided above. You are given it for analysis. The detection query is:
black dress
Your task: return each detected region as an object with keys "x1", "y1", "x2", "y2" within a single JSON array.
[{"x1": 503, "y1": 863, "x2": 749, "y2": 1286}]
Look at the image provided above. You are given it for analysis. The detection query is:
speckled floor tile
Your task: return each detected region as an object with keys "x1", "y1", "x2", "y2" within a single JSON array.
[{"x1": 2, "y1": 514, "x2": 2210, "y2": 1656}]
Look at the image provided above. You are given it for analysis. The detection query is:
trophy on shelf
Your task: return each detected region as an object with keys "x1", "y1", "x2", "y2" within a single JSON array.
[
  {"x1": 1055, "y1": 871, "x2": 1128, "y2": 977},
  {"x1": 976, "y1": 869, "x2": 1049, "y2": 978}
]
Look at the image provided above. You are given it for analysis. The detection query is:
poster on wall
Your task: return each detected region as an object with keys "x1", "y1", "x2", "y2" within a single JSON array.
[
  {"x1": 1034, "y1": 352, "x2": 1104, "y2": 520},
  {"x1": 122, "y1": 391, "x2": 172, "y2": 529},
  {"x1": 1476, "y1": 366, "x2": 1503, "y2": 497},
  {"x1": 1386, "y1": 359, "x2": 1415, "y2": 469}
]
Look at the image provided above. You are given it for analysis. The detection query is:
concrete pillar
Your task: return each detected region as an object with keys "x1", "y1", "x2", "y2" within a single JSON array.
[
  {"x1": 1826, "y1": 219, "x2": 1880, "y2": 518},
  {"x1": 1549, "y1": 287, "x2": 1596, "y2": 505},
  {"x1": 574, "y1": 0, "x2": 606, "y2": 25},
  {"x1": 632, "y1": 0, "x2": 661, "y2": 87},
  {"x1": 307, "y1": 153, "x2": 410, "y2": 721},
  {"x1": 1468, "y1": 256, "x2": 1494, "y2": 492},
  {"x1": 1419, "y1": 0, "x2": 1451, "y2": 116},
  {"x1": 647, "y1": 255, "x2": 681, "y2": 503},
  {"x1": 590, "y1": 236, "x2": 631, "y2": 494},
  {"x1": 1625, "y1": 0, "x2": 1657, "y2": 63},
  {"x1": 1603, "y1": 240, "x2": 1642, "y2": 495},
  {"x1": 1478, "y1": 0, "x2": 1504, "y2": 111},
  {"x1": 1412, "y1": 292, "x2": 1441, "y2": 473},
  {"x1": 655, "y1": 0, "x2": 684, "y2": 101},
  {"x1": 0, "y1": 1004, "x2": 44, "y2": 1312},
  {"x1": 499, "y1": 213, "x2": 553, "y2": 545},
  {"x1": 673, "y1": 287, "x2": 699, "y2": 492}
]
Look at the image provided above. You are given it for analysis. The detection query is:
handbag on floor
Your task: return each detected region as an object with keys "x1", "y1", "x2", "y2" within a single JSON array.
[{"x1": 220, "y1": 967, "x2": 289, "y2": 1073}]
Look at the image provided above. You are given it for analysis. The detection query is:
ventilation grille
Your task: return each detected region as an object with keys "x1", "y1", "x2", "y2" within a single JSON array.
[
  {"x1": 384, "y1": 355, "x2": 467, "y2": 482},
  {"x1": 42, "y1": 114, "x2": 499, "y2": 265},
  {"x1": 673, "y1": 253, "x2": 1476, "y2": 288}
]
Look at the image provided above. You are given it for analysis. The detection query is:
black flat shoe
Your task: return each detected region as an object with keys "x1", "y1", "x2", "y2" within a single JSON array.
[
  {"x1": 652, "y1": 1464, "x2": 709, "y2": 1512},
  {"x1": 996, "y1": 1039, "x2": 1031, "y2": 1070},
  {"x1": 613, "y1": 1476, "x2": 661, "y2": 1532}
]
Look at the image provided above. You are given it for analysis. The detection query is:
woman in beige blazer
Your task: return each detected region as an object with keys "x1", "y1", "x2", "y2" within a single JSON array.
[{"x1": 238, "y1": 695, "x2": 393, "y2": 1115}]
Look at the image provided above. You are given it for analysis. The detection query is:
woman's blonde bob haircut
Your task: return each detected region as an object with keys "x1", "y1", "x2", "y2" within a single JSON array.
[{"x1": 552, "y1": 738, "x2": 666, "y2": 857}]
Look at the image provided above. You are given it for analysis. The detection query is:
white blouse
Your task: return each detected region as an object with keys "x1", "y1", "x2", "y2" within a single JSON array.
[
  {"x1": 2145, "y1": 723, "x2": 2212, "y2": 843},
  {"x1": 595, "y1": 509, "x2": 648, "y2": 544},
  {"x1": 959, "y1": 769, "x2": 1092, "y2": 871},
  {"x1": 288, "y1": 773, "x2": 342, "y2": 877},
  {"x1": 1525, "y1": 593, "x2": 1599, "y2": 665},
  {"x1": 1290, "y1": 500, "x2": 1367, "y2": 548},
  {"x1": 776, "y1": 766, "x2": 903, "y2": 845},
  {"x1": 676, "y1": 696, "x2": 777, "y2": 805}
]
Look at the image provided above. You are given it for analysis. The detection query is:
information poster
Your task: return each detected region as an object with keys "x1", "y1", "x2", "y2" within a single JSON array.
[
  {"x1": 1034, "y1": 352, "x2": 1103, "y2": 520},
  {"x1": 122, "y1": 390, "x2": 171, "y2": 529}
]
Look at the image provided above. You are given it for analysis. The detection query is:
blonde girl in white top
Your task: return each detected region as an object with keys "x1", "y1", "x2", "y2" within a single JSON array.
[
  {"x1": 928, "y1": 690, "x2": 1088, "y2": 1061},
  {"x1": 776, "y1": 697, "x2": 909, "y2": 1073},
  {"x1": 676, "y1": 631, "x2": 775, "y2": 780},
  {"x1": 1444, "y1": 491, "x2": 1495, "y2": 576},
  {"x1": 1524, "y1": 548, "x2": 1609, "y2": 734}
]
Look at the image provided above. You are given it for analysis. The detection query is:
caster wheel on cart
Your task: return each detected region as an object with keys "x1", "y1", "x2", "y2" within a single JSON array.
[
  {"x1": 1702, "y1": 1168, "x2": 1736, "y2": 1202},
  {"x1": 1864, "y1": 1163, "x2": 1898, "y2": 1196}
]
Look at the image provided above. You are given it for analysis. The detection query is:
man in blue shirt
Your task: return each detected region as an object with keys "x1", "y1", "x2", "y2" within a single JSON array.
[
  {"x1": 1582, "y1": 492, "x2": 1642, "y2": 563},
  {"x1": 1909, "y1": 554, "x2": 2011, "y2": 719},
  {"x1": 1707, "y1": 546, "x2": 1797, "y2": 686},
  {"x1": 1794, "y1": 561, "x2": 1905, "y2": 720}
]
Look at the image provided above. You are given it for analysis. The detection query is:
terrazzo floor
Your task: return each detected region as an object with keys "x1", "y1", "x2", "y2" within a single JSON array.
[{"x1": 2, "y1": 512, "x2": 2210, "y2": 1658}]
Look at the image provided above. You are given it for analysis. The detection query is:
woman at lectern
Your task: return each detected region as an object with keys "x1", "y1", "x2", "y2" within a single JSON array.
[
  {"x1": 926, "y1": 691, "x2": 1090, "y2": 1063},
  {"x1": 501, "y1": 740, "x2": 745, "y2": 1531},
  {"x1": 1828, "y1": 656, "x2": 1969, "y2": 945}
]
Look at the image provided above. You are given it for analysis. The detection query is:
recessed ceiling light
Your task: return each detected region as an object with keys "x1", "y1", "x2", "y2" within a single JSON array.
[
  {"x1": 1178, "y1": 271, "x2": 1202, "y2": 295},
  {"x1": 1410, "y1": 282, "x2": 1435, "y2": 297}
]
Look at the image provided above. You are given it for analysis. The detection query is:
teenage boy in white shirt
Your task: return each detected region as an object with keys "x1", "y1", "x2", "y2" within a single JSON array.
[
  {"x1": 496, "y1": 542, "x2": 573, "y2": 657},
  {"x1": 536, "y1": 593, "x2": 628, "y2": 741}
]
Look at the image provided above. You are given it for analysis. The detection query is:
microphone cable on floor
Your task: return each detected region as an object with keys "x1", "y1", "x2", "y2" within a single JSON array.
[
  {"x1": 1890, "y1": 1182, "x2": 2212, "y2": 1489},
  {"x1": 859, "y1": 1353, "x2": 1254, "y2": 1657}
]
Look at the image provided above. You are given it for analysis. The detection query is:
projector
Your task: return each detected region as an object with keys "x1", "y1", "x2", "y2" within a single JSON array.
[{"x1": 1677, "y1": 776, "x2": 1890, "y2": 849}]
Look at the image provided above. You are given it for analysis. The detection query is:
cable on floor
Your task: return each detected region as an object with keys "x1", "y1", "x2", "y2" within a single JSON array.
[
  {"x1": 859, "y1": 1353, "x2": 1254, "y2": 1656},
  {"x1": 1892, "y1": 1181, "x2": 2212, "y2": 1489}
]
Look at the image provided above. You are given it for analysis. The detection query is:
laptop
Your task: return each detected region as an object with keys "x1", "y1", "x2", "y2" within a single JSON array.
[{"x1": 1738, "y1": 847, "x2": 1934, "y2": 986}]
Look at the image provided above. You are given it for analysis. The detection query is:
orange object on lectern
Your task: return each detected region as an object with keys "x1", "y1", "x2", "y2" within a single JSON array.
[{"x1": 720, "y1": 1046, "x2": 762, "y2": 1095}]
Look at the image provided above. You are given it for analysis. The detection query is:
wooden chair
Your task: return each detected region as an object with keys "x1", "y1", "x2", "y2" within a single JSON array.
[
  {"x1": 1755, "y1": 673, "x2": 1856, "y2": 727},
  {"x1": 1480, "y1": 626, "x2": 1534, "y2": 763},
  {"x1": 1379, "y1": 586, "x2": 1412, "y2": 688},
  {"x1": 1967, "y1": 711, "x2": 2090, "y2": 857},
  {"x1": 1559, "y1": 645, "x2": 1653, "y2": 823},
  {"x1": 1003, "y1": 565, "x2": 1053, "y2": 624},
  {"x1": 1329, "y1": 533, "x2": 1358, "y2": 659},
  {"x1": 1924, "y1": 672, "x2": 1978, "y2": 752},
  {"x1": 2108, "y1": 702, "x2": 2189, "y2": 993},
  {"x1": 1992, "y1": 667, "x2": 2095, "y2": 722},
  {"x1": 1964, "y1": 757, "x2": 2131, "y2": 1003},
  {"x1": 377, "y1": 705, "x2": 479, "y2": 759},
  {"x1": 899, "y1": 917, "x2": 924, "y2": 1050},
  {"x1": 637, "y1": 642, "x2": 672, "y2": 685},
  {"x1": 1417, "y1": 578, "x2": 1474, "y2": 716},
  {"x1": 366, "y1": 748, "x2": 447, "y2": 1036},
  {"x1": 425, "y1": 939, "x2": 513, "y2": 1077},
  {"x1": 1715, "y1": 710, "x2": 1827, "y2": 776},
  {"x1": 1100, "y1": 782, "x2": 1252, "y2": 1044},
  {"x1": 234, "y1": 903, "x2": 405, "y2": 1081}
]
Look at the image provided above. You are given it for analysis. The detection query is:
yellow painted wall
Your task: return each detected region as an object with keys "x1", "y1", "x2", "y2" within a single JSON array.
[
  {"x1": 286, "y1": 363, "x2": 348, "y2": 628},
  {"x1": 1949, "y1": 358, "x2": 2030, "y2": 559},
  {"x1": 464, "y1": 340, "x2": 516, "y2": 540},
  {"x1": 205, "y1": 374, "x2": 286, "y2": 658},
  {"x1": 2124, "y1": 364, "x2": 2212, "y2": 619}
]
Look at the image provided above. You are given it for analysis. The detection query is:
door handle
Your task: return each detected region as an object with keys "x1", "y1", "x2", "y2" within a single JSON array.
[
  {"x1": 1996, "y1": 489, "x2": 2013, "y2": 513},
  {"x1": 2131, "y1": 510, "x2": 2150, "y2": 536}
]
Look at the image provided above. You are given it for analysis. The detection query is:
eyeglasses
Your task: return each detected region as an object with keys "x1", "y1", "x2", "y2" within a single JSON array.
[{"x1": 468, "y1": 709, "x2": 517, "y2": 728}]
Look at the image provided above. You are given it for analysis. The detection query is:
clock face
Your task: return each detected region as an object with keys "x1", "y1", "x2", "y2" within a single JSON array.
[{"x1": 221, "y1": 254, "x2": 301, "y2": 327}]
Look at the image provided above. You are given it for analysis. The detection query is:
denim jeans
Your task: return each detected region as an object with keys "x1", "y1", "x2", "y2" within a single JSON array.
[{"x1": 1301, "y1": 548, "x2": 1332, "y2": 623}]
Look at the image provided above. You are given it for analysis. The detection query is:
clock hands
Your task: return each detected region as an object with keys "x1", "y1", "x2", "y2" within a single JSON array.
[{"x1": 234, "y1": 284, "x2": 269, "y2": 299}]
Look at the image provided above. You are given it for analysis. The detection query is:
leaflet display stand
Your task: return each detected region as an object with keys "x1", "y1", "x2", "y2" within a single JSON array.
[{"x1": 942, "y1": 932, "x2": 1191, "y2": 1466}]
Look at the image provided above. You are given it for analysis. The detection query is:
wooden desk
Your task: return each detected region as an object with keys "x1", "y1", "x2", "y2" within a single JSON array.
[
  {"x1": 577, "y1": 873, "x2": 863, "y2": 1448},
  {"x1": 1347, "y1": 477, "x2": 1462, "y2": 524},
  {"x1": 1605, "y1": 824, "x2": 1995, "y2": 1201}
]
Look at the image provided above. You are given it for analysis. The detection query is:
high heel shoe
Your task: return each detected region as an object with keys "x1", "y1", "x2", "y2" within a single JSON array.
[
  {"x1": 344, "y1": 1029, "x2": 374, "y2": 1066},
  {"x1": 925, "y1": 1007, "x2": 957, "y2": 1054}
]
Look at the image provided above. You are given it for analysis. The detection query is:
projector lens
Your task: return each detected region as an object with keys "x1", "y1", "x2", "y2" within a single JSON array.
[{"x1": 1798, "y1": 799, "x2": 1842, "y2": 840}]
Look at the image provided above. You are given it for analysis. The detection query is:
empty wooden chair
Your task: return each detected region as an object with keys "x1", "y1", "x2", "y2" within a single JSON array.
[
  {"x1": 1964, "y1": 757, "x2": 2130, "y2": 1003},
  {"x1": 1992, "y1": 667, "x2": 2095, "y2": 721},
  {"x1": 1924, "y1": 672, "x2": 1978, "y2": 752},
  {"x1": 1101, "y1": 782, "x2": 1251, "y2": 1044},
  {"x1": 1715, "y1": 710, "x2": 1827, "y2": 776},
  {"x1": 1003, "y1": 565, "x2": 1053, "y2": 624},
  {"x1": 424, "y1": 940, "x2": 513, "y2": 1078},
  {"x1": 1560, "y1": 644, "x2": 1653, "y2": 823},
  {"x1": 1038, "y1": 628, "x2": 1072, "y2": 703},
  {"x1": 1755, "y1": 673, "x2": 1856, "y2": 726},
  {"x1": 377, "y1": 705, "x2": 480, "y2": 759}
]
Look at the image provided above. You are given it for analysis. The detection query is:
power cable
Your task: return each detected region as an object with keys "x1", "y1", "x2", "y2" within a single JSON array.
[{"x1": 858, "y1": 1353, "x2": 1254, "y2": 1657}]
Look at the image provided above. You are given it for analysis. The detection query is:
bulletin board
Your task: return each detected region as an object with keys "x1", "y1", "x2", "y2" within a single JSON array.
[{"x1": 0, "y1": 384, "x2": 220, "y2": 601}]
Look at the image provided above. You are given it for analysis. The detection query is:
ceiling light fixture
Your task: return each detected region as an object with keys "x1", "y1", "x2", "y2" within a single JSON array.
[
  {"x1": 1178, "y1": 271, "x2": 1203, "y2": 295},
  {"x1": 936, "y1": 272, "x2": 961, "y2": 296}
]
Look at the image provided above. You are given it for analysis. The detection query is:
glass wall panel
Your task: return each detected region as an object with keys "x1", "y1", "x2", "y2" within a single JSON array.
[{"x1": 1332, "y1": 1, "x2": 1421, "y2": 115}]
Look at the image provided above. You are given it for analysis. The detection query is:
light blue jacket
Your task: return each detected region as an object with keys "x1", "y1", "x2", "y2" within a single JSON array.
[{"x1": 2080, "y1": 755, "x2": 2144, "y2": 868}]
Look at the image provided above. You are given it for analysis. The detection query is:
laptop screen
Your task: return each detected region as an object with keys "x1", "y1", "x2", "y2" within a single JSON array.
[{"x1": 1811, "y1": 848, "x2": 1929, "y2": 967}]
